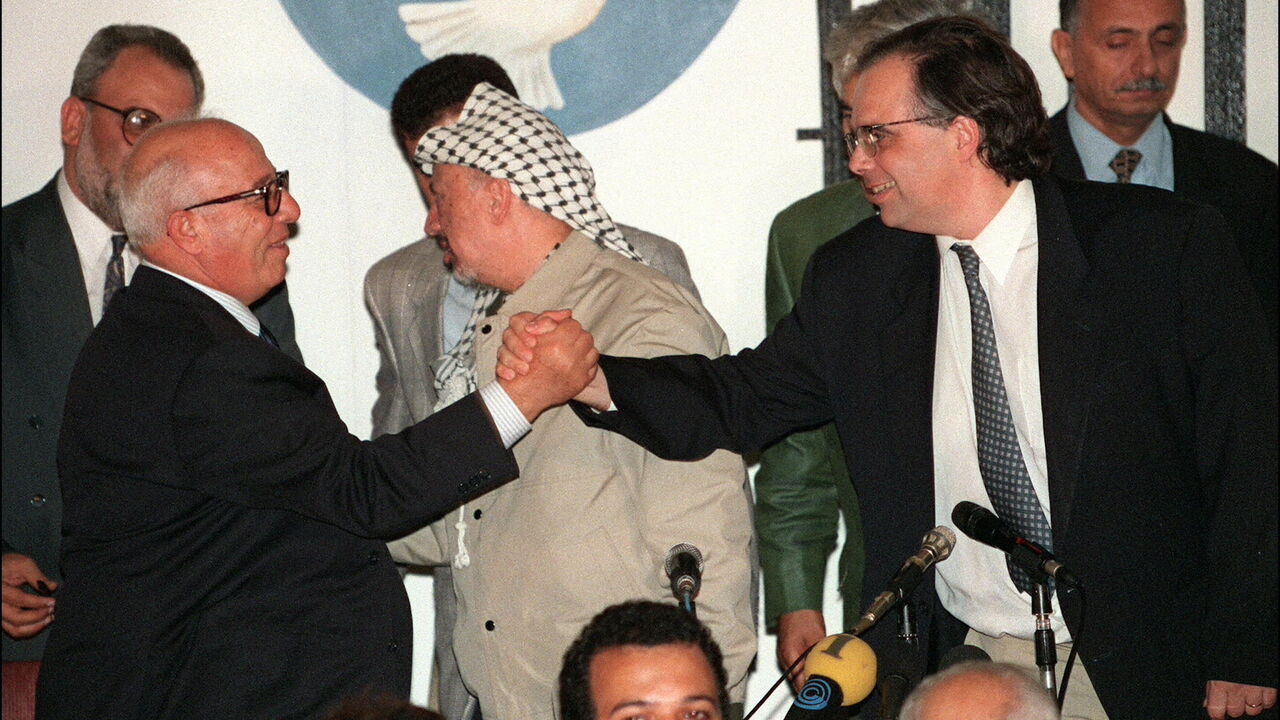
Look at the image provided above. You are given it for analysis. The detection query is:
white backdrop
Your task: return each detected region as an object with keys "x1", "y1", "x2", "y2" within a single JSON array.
[{"x1": 4, "y1": 1, "x2": 1275, "y2": 716}]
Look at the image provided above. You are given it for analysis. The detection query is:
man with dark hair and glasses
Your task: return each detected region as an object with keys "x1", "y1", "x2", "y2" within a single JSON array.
[
  {"x1": 34, "y1": 116, "x2": 599, "y2": 719},
  {"x1": 505, "y1": 15, "x2": 1276, "y2": 720},
  {"x1": 0, "y1": 24, "x2": 300, "y2": 703}
]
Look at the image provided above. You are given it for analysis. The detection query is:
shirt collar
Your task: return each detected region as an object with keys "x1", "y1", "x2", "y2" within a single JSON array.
[
  {"x1": 57, "y1": 169, "x2": 114, "y2": 249},
  {"x1": 141, "y1": 260, "x2": 261, "y2": 336},
  {"x1": 936, "y1": 179, "x2": 1036, "y2": 285},
  {"x1": 1066, "y1": 96, "x2": 1172, "y2": 186}
]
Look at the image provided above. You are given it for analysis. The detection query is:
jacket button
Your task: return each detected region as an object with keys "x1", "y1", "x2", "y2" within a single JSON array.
[
  {"x1": 473, "y1": 509, "x2": 483, "y2": 520},
  {"x1": 368, "y1": 550, "x2": 380, "y2": 564},
  {"x1": 388, "y1": 641, "x2": 399, "y2": 652},
  {"x1": 484, "y1": 620, "x2": 495, "y2": 631},
  {"x1": 480, "y1": 324, "x2": 492, "y2": 334},
  {"x1": 28, "y1": 415, "x2": 42, "y2": 430},
  {"x1": 30, "y1": 494, "x2": 47, "y2": 507}
]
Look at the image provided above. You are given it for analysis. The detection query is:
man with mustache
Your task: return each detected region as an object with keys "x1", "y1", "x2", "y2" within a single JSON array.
[{"x1": 1049, "y1": 0, "x2": 1277, "y2": 339}]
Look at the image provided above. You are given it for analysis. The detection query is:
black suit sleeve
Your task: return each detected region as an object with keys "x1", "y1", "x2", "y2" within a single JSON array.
[
  {"x1": 170, "y1": 339, "x2": 518, "y2": 539},
  {"x1": 1177, "y1": 206, "x2": 1279, "y2": 686},
  {"x1": 578, "y1": 257, "x2": 839, "y2": 461}
]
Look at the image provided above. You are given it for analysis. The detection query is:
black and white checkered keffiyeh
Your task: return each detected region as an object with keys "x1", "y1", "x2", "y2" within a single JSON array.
[{"x1": 419, "y1": 82, "x2": 647, "y2": 410}]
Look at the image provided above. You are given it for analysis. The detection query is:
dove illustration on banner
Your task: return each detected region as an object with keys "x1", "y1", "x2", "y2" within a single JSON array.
[
  {"x1": 279, "y1": 0, "x2": 739, "y2": 134},
  {"x1": 399, "y1": 0, "x2": 606, "y2": 110}
]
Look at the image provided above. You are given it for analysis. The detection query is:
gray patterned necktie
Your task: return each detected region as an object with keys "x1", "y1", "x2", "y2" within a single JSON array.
[
  {"x1": 1109, "y1": 148, "x2": 1142, "y2": 184},
  {"x1": 951, "y1": 243, "x2": 1054, "y2": 593},
  {"x1": 103, "y1": 233, "x2": 128, "y2": 309}
]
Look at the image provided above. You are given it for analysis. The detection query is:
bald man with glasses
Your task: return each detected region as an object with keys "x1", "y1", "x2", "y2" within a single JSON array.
[
  {"x1": 1, "y1": 25, "x2": 301, "y2": 704},
  {"x1": 34, "y1": 116, "x2": 597, "y2": 720}
]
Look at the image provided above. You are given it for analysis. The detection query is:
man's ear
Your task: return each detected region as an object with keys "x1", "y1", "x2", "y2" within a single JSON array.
[
  {"x1": 485, "y1": 177, "x2": 515, "y2": 223},
  {"x1": 166, "y1": 210, "x2": 203, "y2": 255},
  {"x1": 951, "y1": 115, "x2": 983, "y2": 161},
  {"x1": 61, "y1": 96, "x2": 86, "y2": 147},
  {"x1": 1050, "y1": 29, "x2": 1076, "y2": 81}
]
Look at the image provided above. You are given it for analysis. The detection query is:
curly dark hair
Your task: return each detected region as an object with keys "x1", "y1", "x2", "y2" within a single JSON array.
[
  {"x1": 390, "y1": 54, "x2": 519, "y2": 145},
  {"x1": 857, "y1": 15, "x2": 1053, "y2": 182},
  {"x1": 558, "y1": 600, "x2": 729, "y2": 720}
]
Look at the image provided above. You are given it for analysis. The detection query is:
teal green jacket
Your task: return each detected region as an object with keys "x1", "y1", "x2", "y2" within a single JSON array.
[{"x1": 755, "y1": 179, "x2": 874, "y2": 631}]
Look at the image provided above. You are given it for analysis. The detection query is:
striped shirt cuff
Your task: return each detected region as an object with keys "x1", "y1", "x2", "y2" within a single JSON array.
[{"x1": 478, "y1": 381, "x2": 531, "y2": 448}]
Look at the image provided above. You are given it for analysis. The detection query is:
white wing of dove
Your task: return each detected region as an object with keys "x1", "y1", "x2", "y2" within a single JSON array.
[{"x1": 399, "y1": 0, "x2": 607, "y2": 111}]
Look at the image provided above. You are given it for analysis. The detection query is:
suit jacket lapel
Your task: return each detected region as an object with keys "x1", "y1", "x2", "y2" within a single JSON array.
[
  {"x1": 1167, "y1": 116, "x2": 1207, "y2": 198},
  {"x1": 879, "y1": 235, "x2": 939, "y2": 486},
  {"x1": 8, "y1": 178, "x2": 94, "y2": 397},
  {"x1": 1032, "y1": 176, "x2": 1096, "y2": 540},
  {"x1": 1048, "y1": 108, "x2": 1087, "y2": 181},
  {"x1": 405, "y1": 263, "x2": 447, "y2": 419}
]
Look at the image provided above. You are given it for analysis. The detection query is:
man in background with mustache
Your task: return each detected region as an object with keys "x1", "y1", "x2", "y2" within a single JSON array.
[{"x1": 1049, "y1": 0, "x2": 1277, "y2": 339}]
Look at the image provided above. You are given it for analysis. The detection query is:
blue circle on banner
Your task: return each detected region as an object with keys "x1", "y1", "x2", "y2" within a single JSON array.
[{"x1": 279, "y1": 0, "x2": 738, "y2": 135}]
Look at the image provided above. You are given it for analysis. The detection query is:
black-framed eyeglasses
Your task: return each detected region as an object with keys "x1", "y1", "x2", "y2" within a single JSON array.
[
  {"x1": 843, "y1": 116, "x2": 950, "y2": 158},
  {"x1": 76, "y1": 96, "x2": 162, "y2": 145},
  {"x1": 184, "y1": 170, "x2": 290, "y2": 217}
]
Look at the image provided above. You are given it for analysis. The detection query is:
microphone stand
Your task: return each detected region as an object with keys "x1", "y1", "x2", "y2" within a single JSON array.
[
  {"x1": 679, "y1": 590, "x2": 697, "y2": 619},
  {"x1": 1031, "y1": 582, "x2": 1058, "y2": 696}
]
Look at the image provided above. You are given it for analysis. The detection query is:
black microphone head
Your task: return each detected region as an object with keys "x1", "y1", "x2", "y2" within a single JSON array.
[
  {"x1": 939, "y1": 644, "x2": 992, "y2": 670},
  {"x1": 664, "y1": 543, "x2": 704, "y2": 574},
  {"x1": 950, "y1": 501, "x2": 986, "y2": 534},
  {"x1": 951, "y1": 501, "x2": 1018, "y2": 553}
]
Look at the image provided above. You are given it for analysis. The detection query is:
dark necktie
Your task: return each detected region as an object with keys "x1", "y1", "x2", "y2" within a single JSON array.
[
  {"x1": 103, "y1": 233, "x2": 127, "y2": 309},
  {"x1": 258, "y1": 322, "x2": 280, "y2": 350},
  {"x1": 951, "y1": 243, "x2": 1054, "y2": 594},
  {"x1": 1109, "y1": 148, "x2": 1142, "y2": 184}
]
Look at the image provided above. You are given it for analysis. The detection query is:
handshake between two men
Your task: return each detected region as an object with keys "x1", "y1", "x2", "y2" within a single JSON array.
[{"x1": 497, "y1": 310, "x2": 613, "y2": 416}]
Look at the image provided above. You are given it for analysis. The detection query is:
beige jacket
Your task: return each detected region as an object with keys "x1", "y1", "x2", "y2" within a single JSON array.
[{"x1": 389, "y1": 233, "x2": 754, "y2": 719}]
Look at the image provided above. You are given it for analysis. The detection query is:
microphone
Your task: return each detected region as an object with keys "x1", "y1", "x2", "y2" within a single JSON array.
[
  {"x1": 875, "y1": 639, "x2": 923, "y2": 720},
  {"x1": 951, "y1": 502, "x2": 1080, "y2": 589},
  {"x1": 664, "y1": 543, "x2": 704, "y2": 602},
  {"x1": 849, "y1": 526, "x2": 956, "y2": 636},
  {"x1": 785, "y1": 633, "x2": 877, "y2": 718}
]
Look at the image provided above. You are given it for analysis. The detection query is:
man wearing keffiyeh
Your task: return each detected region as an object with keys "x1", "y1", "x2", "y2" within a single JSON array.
[{"x1": 386, "y1": 83, "x2": 756, "y2": 719}]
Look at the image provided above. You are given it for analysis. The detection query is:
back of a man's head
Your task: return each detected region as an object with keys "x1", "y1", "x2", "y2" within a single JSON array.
[
  {"x1": 824, "y1": 0, "x2": 975, "y2": 90},
  {"x1": 559, "y1": 600, "x2": 729, "y2": 720},
  {"x1": 899, "y1": 661, "x2": 1060, "y2": 720},
  {"x1": 71, "y1": 24, "x2": 204, "y2": 110},
  {"x1": 391, "y1": 54, "x2": 519, "y2": 145},
  {"x1": 857, "y1": 15, "x2": 1053, "y2": 182}
]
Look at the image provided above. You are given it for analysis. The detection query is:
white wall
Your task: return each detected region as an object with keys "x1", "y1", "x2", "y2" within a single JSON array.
[{"x1": 4, "y1": 2, "x2": 1274, "y2": 716}]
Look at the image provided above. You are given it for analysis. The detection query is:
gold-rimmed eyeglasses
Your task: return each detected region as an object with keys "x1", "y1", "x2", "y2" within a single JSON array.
[{"x1": 843, "y1": 116, "x2": 950, "y2": 158}]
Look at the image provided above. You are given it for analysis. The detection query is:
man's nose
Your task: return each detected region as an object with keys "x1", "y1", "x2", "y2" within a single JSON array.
[{"x1": 278, "y1": 189, "x2": 301, "y2": 223}]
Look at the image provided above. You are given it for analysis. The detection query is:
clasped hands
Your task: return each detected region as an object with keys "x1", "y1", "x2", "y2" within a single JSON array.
[{"x1": 496, "y1": 310, "x2": 611, "y2": 422}]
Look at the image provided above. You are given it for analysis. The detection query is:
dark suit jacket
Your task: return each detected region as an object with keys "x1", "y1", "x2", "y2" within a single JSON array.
[
  {"x1": 35, "y1": 267, "x2": 518, "y2": 719},
  {"x1": 1049, "y1": 108, "x2": 1278, "y2": 339},
  {"x1": 2, "y1": 176, "x2": 301, "y2": 662},
  {"x1": 582, "y1": 176, "x2": 1278, "y2": 718}
]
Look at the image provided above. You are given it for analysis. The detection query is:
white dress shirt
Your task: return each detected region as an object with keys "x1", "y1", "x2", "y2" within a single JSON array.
[
  {"x1": 931, "y1": 180, "x2": 1069, "y2": 640},
  {"x1": 58, "y1": 171, "x2": 140, "y2": 325}
]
